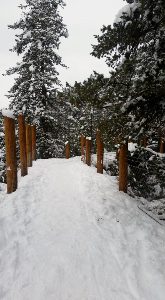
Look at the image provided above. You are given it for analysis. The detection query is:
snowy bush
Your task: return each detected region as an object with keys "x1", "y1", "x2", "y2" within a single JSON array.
[
  {"x1": 128, "y1": 147, "x2": 165, "y2": 200},
  {"x1": 104, "y1": 159, "x2": 119, "y2": 176},
  {"x1": 91, "y1": 152, "x2": 119, "y2": 176}
]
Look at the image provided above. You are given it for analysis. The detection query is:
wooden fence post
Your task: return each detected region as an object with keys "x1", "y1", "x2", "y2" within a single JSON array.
[
  {"x1": 32, "y1": 125, "x2": 37, "y2": 161},
  {"x1": 139, "y1": 138, "x2": 143, "y2": 147},
  {"x1": 96, "y1": 129, "x2": 101, "y2": 145},
  {"x1": 4, "y1": 116, "x2": 17, "y2": 193},
  {"x1": 119, "y1": 142, "x2": 128, "y2": 193},
  {"x1": 65, "y1": 142, "x2": 70, "y2": 159},
  {"x1": 140, "y1": 136, "x2": 148, "y2": 147},
  {"x1": 96, "y1": 129, "x2": 101, "y2": 167},
  {"x1": 97, "y1": 139, "x2": 104, "y2": 174},
  {"x1": 18, "y1": 114, "x2": 28, "y2": 176},
  {"x1": 160, "y1": 137, "x2": 165, "y2": 154},
  {"x1": 86, "y1": 138, "x2": 91, "y2": 166},
  {"x1": 81, "y1": 135, "x2": 86, "y2": 162},
  {"x1": 26, "y1": 124, "x2": 32, "y2": 167},
  {"x1": 143, "y1": 136, "x2": 148, "y2": 148}
]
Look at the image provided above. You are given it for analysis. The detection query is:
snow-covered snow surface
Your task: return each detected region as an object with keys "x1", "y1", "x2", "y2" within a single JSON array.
[{"x1": 0, "y1": 157, "x2": 165, "y2": 300}]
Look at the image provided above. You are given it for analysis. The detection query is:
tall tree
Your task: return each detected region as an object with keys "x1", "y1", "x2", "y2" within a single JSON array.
[
  {"x1": 91, "y1": 0, "x2": 165, "y2": 139},
  {"x1": 6, "y1": 0, "x2": 68, "y2": 158}
]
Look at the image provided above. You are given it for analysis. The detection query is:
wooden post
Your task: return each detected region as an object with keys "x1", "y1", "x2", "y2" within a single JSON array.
[
  {"x1": 143, "y1": 136, "x2": 148, "y2": 148},
  {"x1": 139, "y1": 136, "x2": 148, "y2": 147},
  {"x1": 80, "y1": 134, "x2": 84, "y2": 160},
  {"x1": 96, "y1": 129, "x2": 101, "y2": 167},
  {"x1": 86, "y1": 138, "x2": 91, "y2": 166},
  {"x1": 26, "y1": 124, "x2": 32, "y2": 167},
  {"x1": 160, "y1": 137, "x2": 165, "y2": 154},
  {"x1": 119, "y1": 142, "x2": 128, "y2": 193},
  {"x1": 96, "y1": 129, "x2": 101, "y2": 145},
  {"x1": 65, "y1": 142, "x2": 70, "y2": 159},
  {"x1": 139, "y1": 138, "x2": 143, "y2": 147},
  {"x1": 97, "y1": 140, "x2": 104, "y2": 174},
  {"x1": 4, "y1": 116, "x2": 17, "y2": 193},
  {"x1": 32, "y1": 125, "x2": 37, "y2": 161},
  {"x1": 18, "y1": 115, "x2": 28, "y2": 176},
  {"x1": 80, "y1": 135, "x2": 86, "y2": 162}
]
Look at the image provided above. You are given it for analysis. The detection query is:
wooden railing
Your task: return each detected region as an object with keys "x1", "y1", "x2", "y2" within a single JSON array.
[{"x1": 4, "y1": 114, "x2": 36, "y2": 194}]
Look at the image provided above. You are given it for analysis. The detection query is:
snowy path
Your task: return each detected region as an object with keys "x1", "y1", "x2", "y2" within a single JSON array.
[{"x1": 0, "y1": 157, "x2": 165, "y2": 300}]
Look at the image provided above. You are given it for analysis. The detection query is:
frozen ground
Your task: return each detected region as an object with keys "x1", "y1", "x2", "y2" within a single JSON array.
[{"x1": 0, "y1": 157, "x2": 165, "y2": 300}]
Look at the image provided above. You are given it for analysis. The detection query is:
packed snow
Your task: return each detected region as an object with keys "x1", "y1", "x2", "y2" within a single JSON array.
[{"x1": 0, "y1": 157, "x2": 165, "y2": 300}]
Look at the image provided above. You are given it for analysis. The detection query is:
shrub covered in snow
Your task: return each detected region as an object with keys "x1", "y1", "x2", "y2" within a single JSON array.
[
  {"x1": 104, "y1": 158, "x2": 119, "y2": 176},
  {"x1": 128, "y1": 147, "x2": 165, "y2": 200},
  {"x1": 91, "y1": 152, "x2": 119, "y2": 176}
]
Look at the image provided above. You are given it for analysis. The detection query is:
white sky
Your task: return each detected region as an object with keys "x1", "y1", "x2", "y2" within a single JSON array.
[{"x1": 0, "y1": 0, "x2": 124, "y2": 108}]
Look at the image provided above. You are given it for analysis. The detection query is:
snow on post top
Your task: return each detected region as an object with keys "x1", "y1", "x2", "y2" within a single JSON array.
[
  {"x1": 86, "y1": 137, "x2": 91, "y2": 140},
  {"x1": 2, "y1": 109, "x2": 15, "y2": 119},
  {"x1": 128, "y1": 142, "x2": 137, "y2": 152},
  {"x1": 65, "y1": 141, "x2": 69, "y2": 145}
]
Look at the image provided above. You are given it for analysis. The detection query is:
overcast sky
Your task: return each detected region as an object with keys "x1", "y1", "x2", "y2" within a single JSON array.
[{"x1": 0, "y1": 0, "x2": 124, "y2": 108}]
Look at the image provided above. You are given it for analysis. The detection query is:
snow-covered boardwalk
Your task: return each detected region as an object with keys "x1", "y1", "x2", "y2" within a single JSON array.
[{"x1": 0, "y1": 157, "x2": 165, "y2": 300}]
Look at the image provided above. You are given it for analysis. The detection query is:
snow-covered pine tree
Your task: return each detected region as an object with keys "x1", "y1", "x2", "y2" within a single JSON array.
[
  {"x1": 91, "y1": 0, "x2": 165, "y2": 140},
  {"x1": 120, "y1": 0, "x2": 165, "y2": 138},
  {"x1": 6, "y1": 0, "x2": 68, "y2": 158}
]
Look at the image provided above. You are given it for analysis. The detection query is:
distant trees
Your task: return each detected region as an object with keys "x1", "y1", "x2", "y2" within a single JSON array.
[
  {"x1": 69, "y1": 72, "x2": 110, "y2": 139},
  {"x1": 56, "y1": 72, "x2": 117, "y2": 151},
  {"x1": 6, "y1": 0, "x2": 68, "y2": 158}
]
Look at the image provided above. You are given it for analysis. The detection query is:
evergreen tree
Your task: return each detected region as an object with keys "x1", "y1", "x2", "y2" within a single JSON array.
[
  {"x1": 6, "y1": 0, "x2": 68, "y2": 158},
  {"x1": 91, "y1": 0, "x2": 165, "y2": 140}
]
